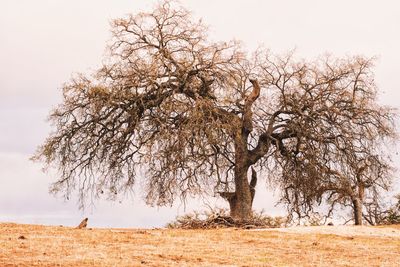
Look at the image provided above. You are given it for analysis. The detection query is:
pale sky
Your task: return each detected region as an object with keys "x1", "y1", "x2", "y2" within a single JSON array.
[{"x1": 1, "y1": 0, "x2": 399, "y2": 228}]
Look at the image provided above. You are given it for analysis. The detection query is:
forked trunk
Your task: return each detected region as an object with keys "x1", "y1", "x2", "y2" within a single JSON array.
[{"x1": 224, "y1": 78, "x2": 260, "y2": 222}]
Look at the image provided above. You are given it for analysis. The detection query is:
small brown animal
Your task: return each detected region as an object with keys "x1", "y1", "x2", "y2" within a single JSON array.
[{"x1": 76, "y1": 218, "x2": 88, "y2": 229}]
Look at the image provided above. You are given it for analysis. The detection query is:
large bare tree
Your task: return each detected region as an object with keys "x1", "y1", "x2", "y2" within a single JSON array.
[{"x1": 34, "y1": 1, "x2": 396, "y2": 222}]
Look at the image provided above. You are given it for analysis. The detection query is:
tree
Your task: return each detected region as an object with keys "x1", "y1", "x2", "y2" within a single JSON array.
[
  {"x1": 280, "y1": 144, "x2": 394, "y2": 225},
  {"x1": 34, "y1": 1, "x2": 396, "y2": 222},
  {"x1": 329, "y1": 152, "x2": 393, "y2": 225},
  {"x1": 363, "y1": 194, "x2": 400, "y2": 225},
  {"x1": 275, "y1": 60, "x2": 396, "y2": 224}
]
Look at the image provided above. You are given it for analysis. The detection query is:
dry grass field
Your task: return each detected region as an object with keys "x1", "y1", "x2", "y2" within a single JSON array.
[{"x1": 0, "y1": 223, "x2": 399, "y2": 266}]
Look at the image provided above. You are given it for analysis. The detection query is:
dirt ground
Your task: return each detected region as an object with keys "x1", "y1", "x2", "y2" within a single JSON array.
[
  {"x1": 255, "y1": 224, "x2": 400, "y2": 238},
  {"x1": 0, "y1": 223, "x2": 399, "y2": 266}
]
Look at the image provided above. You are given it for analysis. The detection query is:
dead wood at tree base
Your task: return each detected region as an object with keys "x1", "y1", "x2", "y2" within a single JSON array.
[{"x1": 167, "y1": 209, "x2": 288, "y2": 229}]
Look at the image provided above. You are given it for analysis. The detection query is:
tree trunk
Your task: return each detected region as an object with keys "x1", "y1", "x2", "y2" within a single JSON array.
[
  {"x1": 352, "y1": 198, "x2": 363, "y2": 225},
  {"x1": 352, "y1": 183, "x2": 365, "y2": 226},
  {"x1": 223, "y1": 78, "x2": 260, "y2": 222},
  {"x1": 230, "y1": 165, "x2": 253, "y2": 221},
  {"x1": 221, "y1": 131, "x2": 253, "y2": 222},
  {"x1": 220, "y1": 167, "x2": 255, "y2": 222}
]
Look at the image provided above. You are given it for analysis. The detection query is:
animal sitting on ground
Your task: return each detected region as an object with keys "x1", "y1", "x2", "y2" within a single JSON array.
[{"x1": 76, "y1": 218, "x2": 88, "y2": 229}]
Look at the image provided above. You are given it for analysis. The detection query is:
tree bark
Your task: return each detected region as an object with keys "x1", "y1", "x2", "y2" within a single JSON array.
[
  {"x1": 224, "y1": 129, "x2": 253, "y2": 221},
  {"x1": 220, "y1": 167, "x2": 255, "y2": 222},
  {"x1": 352, "y1": 198, "x2": 363, "y2": 225},
  {"x1": 230, "y1": 165, "x2": 252, "y2": 221},
  {"x1": 224, "y1": 79, "x2": 260, "y2": 222},
  {"x1": 352, "y1": 183, "x2": 365, "y2": 225}
]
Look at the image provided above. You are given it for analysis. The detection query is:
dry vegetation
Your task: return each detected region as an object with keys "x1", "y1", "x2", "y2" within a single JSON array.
[
  {"x1": 166, "y1": 208, "x2": 288, "y2": 229},
  {"x1": 1, "y1": 223, "x2": 399, "y2": 266}
]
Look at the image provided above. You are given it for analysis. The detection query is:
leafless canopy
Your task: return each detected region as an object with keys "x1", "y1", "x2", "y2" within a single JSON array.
[
  {"x1": 34, "y1": 1, "x2": 396, "y2": 220},
  {"x1": 268, "y1": 56, "x2": 397, "y2": 221}
]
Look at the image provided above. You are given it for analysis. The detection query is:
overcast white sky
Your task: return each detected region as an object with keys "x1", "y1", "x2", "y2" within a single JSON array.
[{"x1": 1, "y1": 0, "x2": 399, "y2": 228}]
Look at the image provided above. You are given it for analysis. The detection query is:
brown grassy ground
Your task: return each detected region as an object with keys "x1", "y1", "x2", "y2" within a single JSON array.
[{"x1": 0, "y1": 223, "x2": 399, "y2": 266}]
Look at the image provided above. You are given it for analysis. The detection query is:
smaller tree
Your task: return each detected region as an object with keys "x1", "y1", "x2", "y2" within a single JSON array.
[
  {"x1": 325, "y1": 153, "x2": 393, "y2": 225},
  {"x1": 364, "y1": 194, "x2": 400, "y2": 225},
  {"x1": 385, "y1": 194, "x2": 400, "y2": 224},
  {"x1": 275, "y1": 58, "x2": 396, "y2": 225},
  {"x1": 280, "y1": 135, "x2": 395, "y2": 225}
]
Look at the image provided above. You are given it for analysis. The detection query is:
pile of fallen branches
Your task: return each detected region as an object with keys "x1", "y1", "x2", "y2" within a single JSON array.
[{"x1": 166, "y1": 208, "x2": 288, "y2": 229}]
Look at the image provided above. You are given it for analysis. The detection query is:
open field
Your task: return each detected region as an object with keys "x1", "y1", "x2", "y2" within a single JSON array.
[{"x1": 0, "y1": 223, "x2": 399, "y2": 266}]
